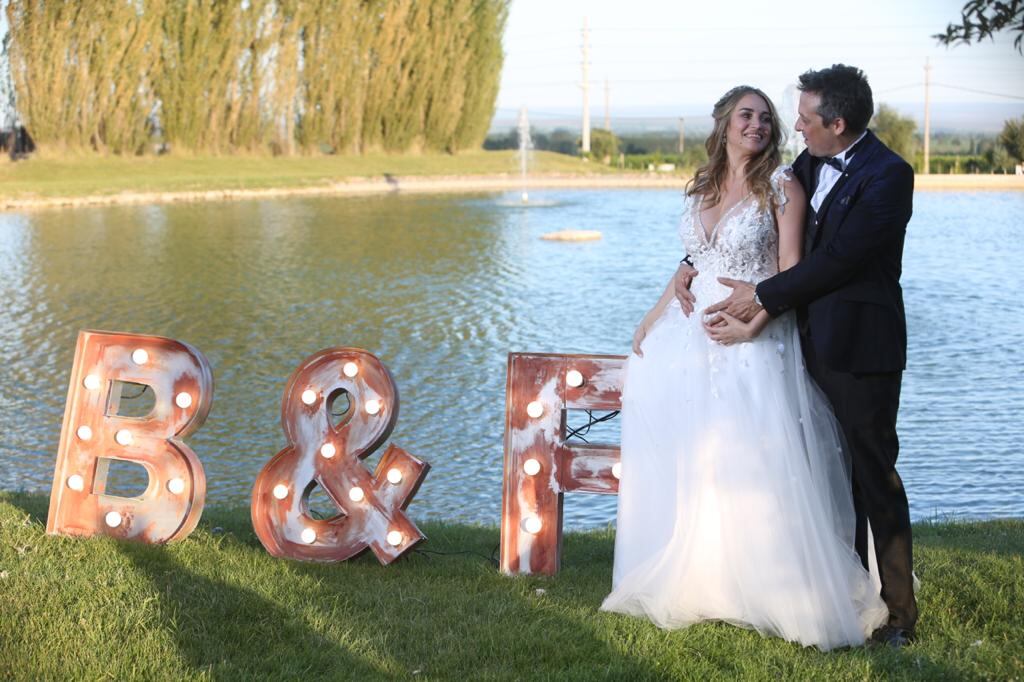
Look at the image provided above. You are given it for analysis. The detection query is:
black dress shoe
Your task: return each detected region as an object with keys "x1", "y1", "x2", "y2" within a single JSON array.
[{"x1": 870, "y1": 624, "x2": 916, "y2": 648}]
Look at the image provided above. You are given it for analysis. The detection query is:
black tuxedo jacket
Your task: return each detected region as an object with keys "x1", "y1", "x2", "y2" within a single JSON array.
[{"x1": 756, "y1": 130, "x2": 913, "y2": 374}]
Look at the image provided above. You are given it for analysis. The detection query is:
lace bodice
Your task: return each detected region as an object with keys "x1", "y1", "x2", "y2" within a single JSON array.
[{"x1": 680, "y1": 166, "x2": 792, "y2": 302}]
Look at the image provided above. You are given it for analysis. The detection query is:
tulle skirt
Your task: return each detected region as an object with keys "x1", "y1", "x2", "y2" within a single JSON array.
[{"x1": 600, "y1": 298, "x2": 888, "y2": 650}]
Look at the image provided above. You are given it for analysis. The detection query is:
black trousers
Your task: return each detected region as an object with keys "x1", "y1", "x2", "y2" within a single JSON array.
[{"x1": 802, "y1": 338, "x2": 918, "y2": 630}]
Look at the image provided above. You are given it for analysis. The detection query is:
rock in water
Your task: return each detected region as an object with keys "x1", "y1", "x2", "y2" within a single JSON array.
[{"x1": 540, "y1": 230, "x2": 602, "y2": 242}]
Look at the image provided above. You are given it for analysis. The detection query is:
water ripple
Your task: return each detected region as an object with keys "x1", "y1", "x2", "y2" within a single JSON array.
[{"x1": 0, "y1": 189, "x2": 1021, "y2": 528}]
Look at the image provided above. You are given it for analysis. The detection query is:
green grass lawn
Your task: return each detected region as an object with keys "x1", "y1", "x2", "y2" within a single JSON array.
[
  {"x1": 1, "y1": 492, "x2": 1021, "y2": 680},
  {"x1": 0, "y1": 151, "x2": 629, "y2": 201}
]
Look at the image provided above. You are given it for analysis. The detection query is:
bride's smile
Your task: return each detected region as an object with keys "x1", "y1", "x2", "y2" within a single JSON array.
[{"x1": 726, "y1": 93, "x2": 774, "y2": 155}]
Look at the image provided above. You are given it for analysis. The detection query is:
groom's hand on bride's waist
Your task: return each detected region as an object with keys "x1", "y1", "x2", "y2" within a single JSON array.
[
  {"x1": 673, "y1": 263, "x2": 698, "y2": 316},
  {"x1": 704, "y1": 278, "x2": 761, "y2": 324}
]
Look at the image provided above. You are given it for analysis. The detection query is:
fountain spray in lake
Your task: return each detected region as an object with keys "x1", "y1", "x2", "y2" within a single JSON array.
[
  {"x1": 517, "y1": 107, "x2": 532, "y2": 203},
  {"x1": 780, "y1": 84, "x2": 803, "y2": 162}
]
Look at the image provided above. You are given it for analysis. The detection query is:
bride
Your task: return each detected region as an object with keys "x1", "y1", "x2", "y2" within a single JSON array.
[{"x1": 600, "y1": 85, "x2": 888, "y2": 650}]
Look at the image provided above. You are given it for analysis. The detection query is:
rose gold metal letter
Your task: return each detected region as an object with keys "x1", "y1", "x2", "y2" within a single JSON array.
[
  {"x1": 47, "y1": 330, "x2": 213, "y2": 543},
  {"x1": 500, "y1": 352, "x2": 626, "y2": 575}
]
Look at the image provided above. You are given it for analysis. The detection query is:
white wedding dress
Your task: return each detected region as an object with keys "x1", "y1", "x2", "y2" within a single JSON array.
[{"x1": 601, "y1": 167, "x2": 888, "y2": 650}]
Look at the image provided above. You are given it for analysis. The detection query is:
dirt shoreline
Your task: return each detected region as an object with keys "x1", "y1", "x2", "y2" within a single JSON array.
[{"x1": 2, "y1": 172, "x2": 1021, "y2": 212}]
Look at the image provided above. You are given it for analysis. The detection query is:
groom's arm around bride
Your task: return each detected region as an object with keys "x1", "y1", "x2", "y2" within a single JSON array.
[{"x1": 688, "y1": 64, "x2": 919, "y2": 646}]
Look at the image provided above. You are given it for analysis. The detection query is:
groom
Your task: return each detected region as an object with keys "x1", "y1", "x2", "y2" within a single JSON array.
[{"x1": 677, "y1": 64, "x2": 918, "y2": 646}]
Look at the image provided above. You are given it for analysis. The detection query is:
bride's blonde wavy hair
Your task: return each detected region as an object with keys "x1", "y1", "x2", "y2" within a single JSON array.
[{"x1": 686, "y1": 86, "x2": 783, "y2": 212}]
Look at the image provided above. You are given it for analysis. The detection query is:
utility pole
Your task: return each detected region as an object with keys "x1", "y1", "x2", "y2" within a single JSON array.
[
  {"x1": 678, "y1": 117, "x2": 685, "y2": 155},
  {"x1": 923, "y1": 57, "x2": 932, "y2": 175},
  {"x1": 604, "y1": 78, "x2": 610, "y2": 131},
  {"x1": 580, "y1": 17, "x2": 591, "y2": 154}
]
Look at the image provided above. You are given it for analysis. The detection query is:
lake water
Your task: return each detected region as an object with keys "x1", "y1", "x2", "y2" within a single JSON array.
[{"x1": 1, "y1": 188, "x2": 1021, "y2": 528}]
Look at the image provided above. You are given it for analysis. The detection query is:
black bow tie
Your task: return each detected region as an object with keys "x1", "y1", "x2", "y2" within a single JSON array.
[
  {"x1": 822, "y1": 135, "x2": 868, "y2": 173},
  {"x1": 824, "y1": 156, "x2": 845, "y2": 171}
]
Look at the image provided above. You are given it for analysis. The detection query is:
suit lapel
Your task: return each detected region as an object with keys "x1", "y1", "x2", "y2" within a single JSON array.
[
  {"x1": 803, "y1": 156, "x2": 824, "y2": 255},
  {"x1": 792, "y1": 150, "x2": 817, "y2": 196},
  {"x1": 791, "y1": 151, "x2": 821, "y2": 255},
  {"x1": 809, "y1": 131, "x2": 881, "y2": 250},
  {"x1": 814, "y1": 172, "x2": 849, "y2": 233}
]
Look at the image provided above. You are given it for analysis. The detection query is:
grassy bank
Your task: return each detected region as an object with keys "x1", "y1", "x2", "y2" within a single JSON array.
[
  {"x1": 1, "y1": 493, "x2": 1021, "y2": 680},
  {"x1": 2, "y1": 153, "x2": 1021, "y2": 212},
  {"x1": 0, "y1": 151, "x2": 627, "y2": 201}
]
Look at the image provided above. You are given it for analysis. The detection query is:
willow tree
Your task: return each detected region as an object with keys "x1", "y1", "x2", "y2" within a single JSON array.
[
  {"x1": 452, "y1": 0, "x2": 508, "y2": 151},
  {"x1": 5, "y1": 0, "x2": 510, "y2": 155},
  {"x1": 295, "y1": 0, "x2": 382, "y2": 153},
  {"x1": 157, "y1": 0, "x2": 267, "y2": 153},
  {"x1": 5, "y1": 1, "x2": 161, "y2": 153},
  {"x1": 420, "y1": 0, "x2": 478, "y2": 153}
]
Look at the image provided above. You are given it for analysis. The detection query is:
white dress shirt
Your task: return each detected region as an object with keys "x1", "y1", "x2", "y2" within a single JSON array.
[{"x1": 810, "y1": 131, "x2": 868, "y2": 212}]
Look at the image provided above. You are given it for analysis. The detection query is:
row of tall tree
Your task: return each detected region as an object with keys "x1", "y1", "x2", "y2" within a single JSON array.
[{"x1": 3, "y1": 0, "x2": 508, "y2": 155}]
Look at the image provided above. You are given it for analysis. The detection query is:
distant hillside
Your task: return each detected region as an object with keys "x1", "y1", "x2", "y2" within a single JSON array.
[{"x1": 491, "y1": 101, "x2": 1022, "y2": 135}]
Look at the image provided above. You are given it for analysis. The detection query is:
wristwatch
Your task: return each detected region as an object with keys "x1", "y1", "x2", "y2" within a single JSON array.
[
  {"x1": 753, "y1": 289, "x2": 763, "y2": 308},
  {"x1": 680, "y1": 255, "x2": 694, "y2": 267}
]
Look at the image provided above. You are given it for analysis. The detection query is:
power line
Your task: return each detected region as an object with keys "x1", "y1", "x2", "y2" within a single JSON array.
[
  {"x1": 508, "y1": 40, "x2": 999, "y2": 54},
  {"x1": 508, "y1": 46, "x2": 580, "y2": 55},
  {"x1": 508, "y1": 56, "x2": 1024, "y2": 69},
  {"x1": 933, "y1": 83, "x2": 1024, "y2": 100},
  {"x1": 876, "y1": 83, "x2": 924, "y2": 94},
  {"x1": 506, "y1": 78, "x2": 1024, "y2": 101},
  {"x1": 496, "y1": 110, "x2": 711, "y2": 121},
  {"x1": 513, "y1": 23, "x2": 943, "y2": 38}
]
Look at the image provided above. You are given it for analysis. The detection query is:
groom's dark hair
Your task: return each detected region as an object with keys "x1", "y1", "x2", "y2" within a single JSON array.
[{"x1": 798, "y1": 64, "x2": 873, "y2": 135}]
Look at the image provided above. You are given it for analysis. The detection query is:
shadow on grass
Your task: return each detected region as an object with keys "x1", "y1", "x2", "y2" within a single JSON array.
[
  {"x1": 114, "y1": 539, "x2": 389, "y2": 677},
  {"x1": 419, "y1": 523, "x2": 965, "y2": 679},
  {"x1": 282, "y1": 522, "x2": 670, "y2": 679},
  {"x1": 914, "y1": 519, "x2": 1024, "y2": 558},
  {"x1": 4, "y1": 493, "x2": 1004, "y2": 679},
  {"x1": 3, "y1": 492, "x2": 48, "y2": 522},
  {"x1": 2, "y1": 493, "x2": 385, "y2": 677}
]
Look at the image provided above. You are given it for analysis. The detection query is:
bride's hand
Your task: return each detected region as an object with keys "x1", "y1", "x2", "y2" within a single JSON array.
[
  {"x1": 702, "y1": 311, "x2": 753, "y2": 345},
  {"x1": 632, "y1": 317, "x2": 655, "y2": 356}
]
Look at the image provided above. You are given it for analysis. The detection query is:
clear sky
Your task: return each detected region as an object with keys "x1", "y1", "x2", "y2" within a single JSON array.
[{"x1": 496, "y1": 0, "x2": 1024, "y2": 127}]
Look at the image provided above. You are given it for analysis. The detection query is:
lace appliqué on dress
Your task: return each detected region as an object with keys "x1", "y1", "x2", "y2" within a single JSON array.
[
  {"x1": 677, "y1": 166, "x2": 793, "y2": 290},
  {"x1": 771, "y1": 165, "x2": 794, "y2": 215}
]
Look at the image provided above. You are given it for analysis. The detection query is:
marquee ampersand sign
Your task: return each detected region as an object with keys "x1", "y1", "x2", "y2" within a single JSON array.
[
  {"x1": 251, "y1": 348, "x2": 430, "y2": 563},
  {"x1": 46, "y1": 330, "x2": 213, "y2": 543}
]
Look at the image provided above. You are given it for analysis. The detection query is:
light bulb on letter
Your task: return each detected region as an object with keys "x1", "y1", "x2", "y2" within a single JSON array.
[
  {"x1": 566, "y1": 370, "x2": 584, "y2": 387},
  {"x1": 523, "y1": 516, "x2": 542, "y2": 534},
  {"x1": 523, "y1": 458, "x2": 541, "y2": 476},
  {"x1": 526, "y1": 401, "x2": 544, "y2": 418}
]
